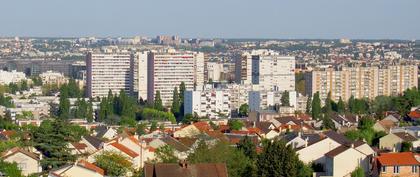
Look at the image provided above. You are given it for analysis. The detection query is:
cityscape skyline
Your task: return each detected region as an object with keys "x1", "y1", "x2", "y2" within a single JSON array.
[{"x1": 0, "y1": 0, "x2": 419, "y2": 39}]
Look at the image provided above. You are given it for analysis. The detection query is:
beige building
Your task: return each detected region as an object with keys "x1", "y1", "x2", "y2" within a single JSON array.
[
  {"x1": 305, "y1": 64, "x2": 418, "y2": 103},
  {"x1": 86, "y1": 52, "x2": 134, "y2": 98},
  {"x1": 147, "y1": 49, "x2": 204, "y2": 107},
  {"x1": 2, "y1": 147, "x2": 42, "y2": 176},
  {"x1": 39, "y1": 71, "x2": 68, "y2": 86}
]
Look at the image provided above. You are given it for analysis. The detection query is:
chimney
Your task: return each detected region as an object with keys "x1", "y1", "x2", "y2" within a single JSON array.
[
  {"x1": 298, "y1": 131, "x2": 302, "y2": 138},
  {"x1": 179, "y1": 160, "x2": 188, "y2": 168},
  {"x1": 253, "y1": 121, "x2": 256, "y2": 128},
  {"x1": 350, "y1": 143, "x2": 354, "y2": 148},
  {"x1": 356, "y1": 115, "x2": 359, "y2": 123},
  {"x1": 304, "y1": 138, "x2": 308, "y2": 147}
]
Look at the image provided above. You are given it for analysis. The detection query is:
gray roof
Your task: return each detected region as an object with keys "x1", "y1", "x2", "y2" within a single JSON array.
[{"x1": 83, "y1": 135, "x2": 104, "y2": 149}]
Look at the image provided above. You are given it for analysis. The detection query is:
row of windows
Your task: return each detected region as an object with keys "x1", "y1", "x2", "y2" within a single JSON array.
[{"x1": 381, "y1": 166, "x2": 418, "y2": 174}]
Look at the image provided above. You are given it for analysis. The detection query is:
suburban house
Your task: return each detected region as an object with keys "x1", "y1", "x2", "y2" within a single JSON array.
[
  {"x1": 149, "y1": 136, "x2": 190, "y2": 160},
  {"x1": 382, "y1": 113, "x2": 400, "y2": 123},
  {"x1": 103, "y1": 142, "x2": 141, "y2": 169},
  {"x1": 379, "y1": 132, "x2": 419, "y2": 152},
  {"x1": 48, "y1": 160, "x2": 104, "y2": 177},
  {"x1": 283, "y1": 132, "x2": 322, "y2": 149},
  {"x1": 324, "y1": 143, "x2": 371, "y2": 177},
  {"x1": 81, "y1": 135, "x2": 104, "y2": 153},
  {"x1": 68, "y1": 142, "x2": 88, "y2": 155},
  {"x1": 143, "y1": 162, "x2": 228, "y2": 177},
  {"x1": 173, "y1": 123, "x2": 204, "y2": 138},
  {"x1": 407, "y1": 109, "x2": 420, "y2": 122},
  {"x1": 94, "y1": 126, "x2": 118, "y2": 140},
  {"x1": 255, "y1": 121, "x2": 279, "y2": 139},
  {"x1": 374, "y1": 152, "x2": 420, "y2": 177},
  {"x1": 2, "y1": 147, "x2": 42, "y2": 176},
  {"x1": 330, "y1": 113, "x2": 359, "y2": 130},
  {"x1": 373, "y1": 120, "x2": 396, "y2": 133},
  {"x1": 296, "y1": 136, "x2": 342, "y2": 164}
]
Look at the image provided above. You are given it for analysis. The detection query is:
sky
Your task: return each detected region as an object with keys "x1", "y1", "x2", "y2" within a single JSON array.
[{"x1": 0, "y1": 0, "x2": 419, "y2": 39}]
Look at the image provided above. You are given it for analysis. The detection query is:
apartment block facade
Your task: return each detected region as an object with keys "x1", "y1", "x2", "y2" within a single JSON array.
[
  {"x1": 235, "y1": 49, "x2": 295, "y2": 92},
  {"x1": 86, "y1": 52, "x2": 133, "y2": 98},
  {"x1": 184, "y1": 89, "x2": 231, "y2": 119},
  {"x1": 305, "y1": 64, "x2": 418, "y2": 103},
  {"x1": 147, "y1": 50, "x2": 205, "y2": 107}
]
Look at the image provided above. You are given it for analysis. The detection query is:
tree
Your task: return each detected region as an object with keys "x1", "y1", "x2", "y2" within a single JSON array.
[
  {"x1": 311, "y1": 92, "x2": 321, "y2": 120},
  {"x1": 136, "y1": 122, "x2": 147, "y2": 135},
  {"x1": 237, "y1": 136, "x2": 256, "y2": 160},
  {"x1": 281, "y1": 91, "x2": 290, "y2": 106},
  {"x1": 257, "y1": 140, "x2": 302, "y2": 177},
  {"x1": 179, "y1": 82, "x2": 186, "y2": 118},
  {"x1": 171, "y1": 87, "x2": 181, "y2": 118},
  {"x1": 154, "y1": 91, "x2": 164, "y2": 111},
  {"x1": 239, "y1": 104, "x2": 249, "y2": 117},
  {"x1": 322, "y1": 114, "x2": 336, "y2": 130},
  {"x1": 31, "y1": 120, "x2": 81, "y2": 169},
  {"x1": 95, "y1": 151, "x2": 132, "y2": 177},
  {"x1": 58, "y1": 85, "x2": 70, "y2": 119},
  {"x1": 181, "y1": 113, "x2": 199, "y2": 124},
  {"x1": 0, "y1": 161, "x2": 23, "y2": 177},
  {"x1": 401, "y1": 141, "x2": 413, "y2": 152},
  {"x1": 154, "y1": 145, "x2": 178, "y2": 163},
  {"x1": 305, "y1": 96, "x2": 312, "y2": 114},
  {"x1": 350, "y1": 166, "x2": 365, "y2": 177},
  {"x1": 188, "y1": 140, "x2": 254, "y2": 177},
  {"x1": 86, "y1": 100, "x2": 94, "y2": 123},
  {"x1": 337, "y1": 97, "x2": 345, "y2": 113},
  {"x1": 323, "y1": 92, "x2": 333, "y2": 114},
  {"x1": 150, "y1": 121, "x2": 158, "y2": 132},
  {"x1": 228, "y1": 119, "x2": 244, "y2": 130}
]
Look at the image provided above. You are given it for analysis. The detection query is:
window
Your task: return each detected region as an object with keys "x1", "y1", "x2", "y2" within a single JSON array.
[
  {"x1": 381, "y1": 166, "x2": 386, "y2": 173},
  {"x1": 393, "y1": 166, "x2": 399, "y2": 174},
  {"x1": 413, "y1": 166, "x2": 418, "y2": 173}
]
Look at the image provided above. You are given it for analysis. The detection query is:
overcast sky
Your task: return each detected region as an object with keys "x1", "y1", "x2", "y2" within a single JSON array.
[{"x1": 0, "y1": 0, "x2": 419, "y2": 39}]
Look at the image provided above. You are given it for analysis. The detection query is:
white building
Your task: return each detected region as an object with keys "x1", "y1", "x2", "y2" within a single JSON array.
[
  {"x1": 147, "y1": 49, "x2": 204, "y2": 107},
  {"x1": 248, "y1": 90, "x2": 297, "y2": 112},
  {"x1": 133, "y1": 51, "x2": 148, "y2": 100},
  {"x1": 206, "y1": 62, "x2": 224, "y2": 82},
  {"x1": 184, "y1": 88, "x2": 231, "y2": 119},
  {"x1": 86, "y1": 52, "x2": 134, "y2": 98},
  {"x1": 235, "y1": 49, "x2": 295, "y2": 92},
  {"x1": 0, "y1": 70, "x2": 27, "y2": 85}
]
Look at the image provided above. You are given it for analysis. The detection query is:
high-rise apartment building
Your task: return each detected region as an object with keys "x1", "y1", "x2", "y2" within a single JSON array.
[
  {"x1": 133, "y1": 51, "x2": 148, "y2": 100},
  {"x1": 305, "y1": 64, "x2": 418, "y2": 103},
  {"x1": 86, "y1": 52, "x2": 133, "y2": 98},
  {"x1": 184, "y1": 89, "x2": 231, "y2": 119},
  {"x1": 235, "y1": 49, "x2": 295, "y2": 92},
  {"x1": 147, "y1": 49, "x2": 205, "y2": 107}
]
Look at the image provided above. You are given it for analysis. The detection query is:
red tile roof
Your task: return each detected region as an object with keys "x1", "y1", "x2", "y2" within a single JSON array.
[
  {"x1": 193, "y1": 122, "x2": 211, "y2": 131},
  {"x1": 408, "y1": 111, "x2": 420, "y2": 119},
  {"x1": 377, "y1": 152, "x2": 420, "y2": 166},
  {"x1": 78, "y1": 160, "x2": 105, "y2": 175},
  {"x1": 110, "y1": 142, "x2": 139, "y2": 158}
]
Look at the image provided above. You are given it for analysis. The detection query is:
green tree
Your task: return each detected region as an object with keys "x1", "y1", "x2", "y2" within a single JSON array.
[
  {"x1": 337, "y1": 97, "x2": 345, "y2": 113},
  {"x1": 86, "y1": 100, "x2": 94, "y2": 123},
  {"x1": 401, "y1": 141, "x2": 413, "y2": 152},
  {"x1": 237, "y1": 136, "x2": 256, "y2": 160},
  {"x1": 58, "y1": 85, "x2": 70, "y2": 119},
  {"x1": 312, "y1": 92, "x2": 321, "y2": 120},
  {"x1": 136, "y1": 122, "x2": 147, "y2": 135},
  {"x1": 305, "y1": 96, "x2": 312, "y2": 114},
  {"x1": 181, "y1": 113, "x2": 199, "y2": 124},
  {"x1": 239, "y1": 104, "x2": 249, "y2": 117},
  {"x1": 150, "y1": 121, "x2": 158, "y2": 132},
  {"x1": 154, "y1": 91, "x2": 164, "y2": 111},
  {"x1": 281, "y1": 90, "x2": 290, "y2": 106},
  {"x1": 179, "y1": 82, "x2": 186, "y2": 118},
  {"x1": 351, "y1": 166, "x2": 365, "y2": 177},
  {"x1": 154, "y1": 145, "x2": 178, "y2": 163},
  {"x1": 95, "y1": 151, "x2": 132, "y2": 177},
  {"x1": 228, "y1": 119, "x2": 244, "y2": 130},
  {"x1": 171, "y1": 87, "x2": 181, "y2": 118},
  {"x1": 257, "y1": 140, "x2": 302, "y2": 177},
  {"x1": 0, "y1": 161, "x2": 23, "y2": 177},
  {"x1": 188, "y1": 140, "x2": 254, "y2": 177},
  {"x1": 323, "y1": 92, "x2": 333, "y2": 114},
  {"x1": 31, "y1": 120, "x2": 80, "y2": 169}
]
